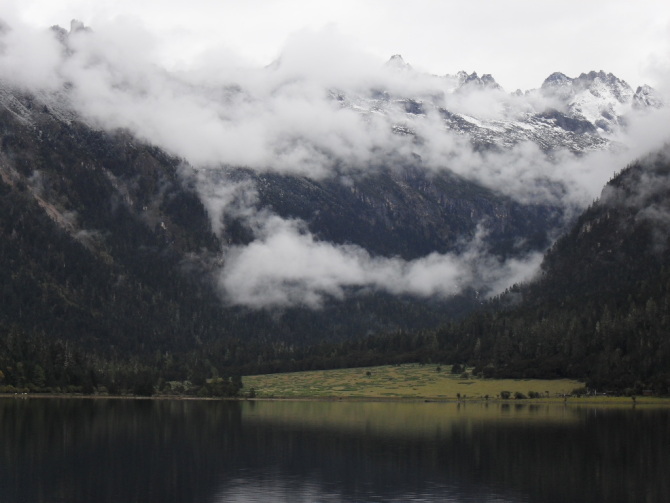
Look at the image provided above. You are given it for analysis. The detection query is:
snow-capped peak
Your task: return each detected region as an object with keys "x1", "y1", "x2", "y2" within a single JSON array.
[
  {"x1": 452, "y1": 71, "x2": 503, "y2": 92},
  {"x1": 538, "y1": 70, "x2": 647, "y2": 133},
  {"x1": 541, "y1": 72, "x2": 574, "y2": 99},
  {"x1": 386, "y1": 54, "x2": 412, "y2": 71},
  {"x1": 633, "y1": 84, "x2": 664, "y2": 109},
  {"x1": 573, "y1": 70, "x2": 633, "y2": 104},
  {"x1": 69, "y1": 19, "x2": 91, "y2": 34}
]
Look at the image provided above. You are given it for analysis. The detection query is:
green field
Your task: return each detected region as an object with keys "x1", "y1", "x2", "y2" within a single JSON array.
[{"x1": 243, "y1": 364, "x2": 585, "y2": 400}]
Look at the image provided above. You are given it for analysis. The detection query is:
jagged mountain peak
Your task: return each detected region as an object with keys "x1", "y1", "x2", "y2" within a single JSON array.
[
  {"x1": 541, "y1": 70, "x2": 633, "y2": 96},
  {"x1": 575, "y1": 70, "x2": 623, "y2": 84},
  {"x1": 386, "y1": 54, "x2": 412, "y2": 71},
  {"x1": 535, "y1": 70, "x2": 653, "y2": 132},
  {"x1": 49, "y1": 19, "x2": 91, "y2": 38},
  {"x1": 480, "y1": 73, "x2": 498, "y2": 86},
  {"x1": 574, "y1": 70, "x2": 633, "y2": 103},
  {"x1": 48, "y1": 19, "x2": 92, "y2": 50},
  {"x1": 49, "y1": 24, "x2": 68, "y2": 42},
  {"x1": 541, "y1": 72, "x2": 572, "y2": 89},
  {"x1": 70, "y1": 19, "x2": 87, "y2": 33},
  {"x1": 329, "y1": 63, "x2": 662, "y2": 159},
  {"x1": 633, "y1": 84, "x2": 664, "y2": 109},
  {"x1": 453, "y1": 71, "x2": 503, "y2": 92}
]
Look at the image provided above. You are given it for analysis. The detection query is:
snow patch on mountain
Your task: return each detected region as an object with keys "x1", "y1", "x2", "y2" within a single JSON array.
[{"x1": 633, "y1": 85, "x2": 664, "y2": 109}]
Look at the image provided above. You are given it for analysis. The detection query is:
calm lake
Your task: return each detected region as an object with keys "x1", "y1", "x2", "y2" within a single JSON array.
[{"x1": 0, "y1": 397, "x2": 668, "y2": 502}]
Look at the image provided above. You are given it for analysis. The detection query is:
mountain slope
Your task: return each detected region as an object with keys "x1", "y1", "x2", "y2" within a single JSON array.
[
  {"x1": 295, "y1": 147, "x2": 670, "y2": 393},
  {"x1": 0, "y1": 83, "x2": 508, "y2": 356},
  {"x1": 247, "y1": 166, "x2": 562, "y2": 260},
  {"x1": 432, "y1": 146, "x2": 670, "y2": 392},
  {"x1": 0, "y1": 86, "x2": 228, "y2": 354}
]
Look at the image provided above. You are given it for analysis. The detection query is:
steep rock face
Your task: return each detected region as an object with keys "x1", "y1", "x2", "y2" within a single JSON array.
[
  {"x1": 249, "y1": 166, "x2": 561, "y2": 260},
  {"x1": 540, "y1": 70, "x2": 644, "y2": 132},
  {"x1": 633, "y1": 84, "x2": 664, "y2": 110},
  {"x1": 455, "y1": 71, "x2": 503, "y2": 92},
  {"x1": 385, "y1": 54, "x2": 412, "y2": 72}
]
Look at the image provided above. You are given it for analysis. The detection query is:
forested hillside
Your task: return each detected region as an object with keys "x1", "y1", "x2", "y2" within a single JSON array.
[
  {"x1": 465, "y1": 147, "x2": 670, "y2": 393},
  {"x1": 0, "y1": 92, "x2": 232, "y2": 393},
  {"x1": 291, "y1": 148, "x2": 670, "y2": 394}
]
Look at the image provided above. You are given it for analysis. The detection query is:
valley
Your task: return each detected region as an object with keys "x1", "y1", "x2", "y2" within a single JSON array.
[{"x1": 0, "y1": 18, "x2": 669, "y2": 397}]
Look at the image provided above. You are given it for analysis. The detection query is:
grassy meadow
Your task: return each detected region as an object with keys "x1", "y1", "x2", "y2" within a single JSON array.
[{"x1": 243, "y1": 364, "x2": 585, "y2": 400}]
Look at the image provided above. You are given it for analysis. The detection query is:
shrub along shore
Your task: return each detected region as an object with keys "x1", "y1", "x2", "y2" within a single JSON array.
[{"x1": 2, "y1": 364, "x2": 669, "y2": 402}]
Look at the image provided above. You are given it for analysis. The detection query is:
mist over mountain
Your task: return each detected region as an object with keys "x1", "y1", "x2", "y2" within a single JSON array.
[
  {"x1": 1, "y1": 17, "x2": 669, "y2": 393},
  {"x1": 252, "y1": 145, "x2": 670, "y2": 394},
  {"x1": 3, "y1": 20, "x2": 667, "y2": 305}
]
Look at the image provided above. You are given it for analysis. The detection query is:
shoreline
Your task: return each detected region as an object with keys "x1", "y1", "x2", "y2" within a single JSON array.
[{"x1": 2, "y1": 392, "x2": 670, "y2": 406}]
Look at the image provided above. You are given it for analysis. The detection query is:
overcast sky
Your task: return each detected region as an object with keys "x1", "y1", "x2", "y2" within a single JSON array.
[{"x1": 5, "y1": 0, "x2": 670, "y2": 91}]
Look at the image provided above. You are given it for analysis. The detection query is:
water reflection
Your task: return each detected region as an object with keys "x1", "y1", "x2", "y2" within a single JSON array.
[{"x1": 0, "y1": 398, "x2": 668, "y2": 503}]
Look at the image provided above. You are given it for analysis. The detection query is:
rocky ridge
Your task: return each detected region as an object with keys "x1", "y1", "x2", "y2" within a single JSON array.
[{"x1": 335, "y1": 56, "x2": 662, "y2": 155}]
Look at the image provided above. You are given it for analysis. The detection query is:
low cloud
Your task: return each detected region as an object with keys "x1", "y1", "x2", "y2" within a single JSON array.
[
  {"x1": 0, "y1": 13, "x2": 63, "y2": 91},
  {"x1": 219, "y1": 216, "x2": 543, "y2": 308}
]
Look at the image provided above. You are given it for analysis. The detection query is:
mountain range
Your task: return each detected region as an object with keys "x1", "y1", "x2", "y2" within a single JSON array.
[
  {"x1": 340, "y1": 56, "x2": 661, "y2": 153},
  {"x1": 0, "y1": 19, "x2": 668, "y2": 394}
]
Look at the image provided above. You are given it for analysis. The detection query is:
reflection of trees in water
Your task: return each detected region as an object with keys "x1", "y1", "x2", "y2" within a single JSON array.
[
  {"x1": 0, "y1": 399, "x2": 243, "y2": 503},
  {"x1": 0, "y1": 400, "x2": 668, "y2": 503},
  {"x1": 235, "y1": 404, "x2": 670, "y2": 503},
  {"x1": 241, "y1": 405, "x2": 670, "y2": 503}
]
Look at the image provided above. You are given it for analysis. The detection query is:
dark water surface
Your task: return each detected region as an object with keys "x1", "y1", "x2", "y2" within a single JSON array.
[{"x1": 0, "y1": 398, "x2": 668, "y2": 502}]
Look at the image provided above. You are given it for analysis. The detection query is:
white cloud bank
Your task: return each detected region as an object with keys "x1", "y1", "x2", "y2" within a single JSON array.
[{"x1": 219, "y1": 217, "x2": 544, "y2": 308}]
